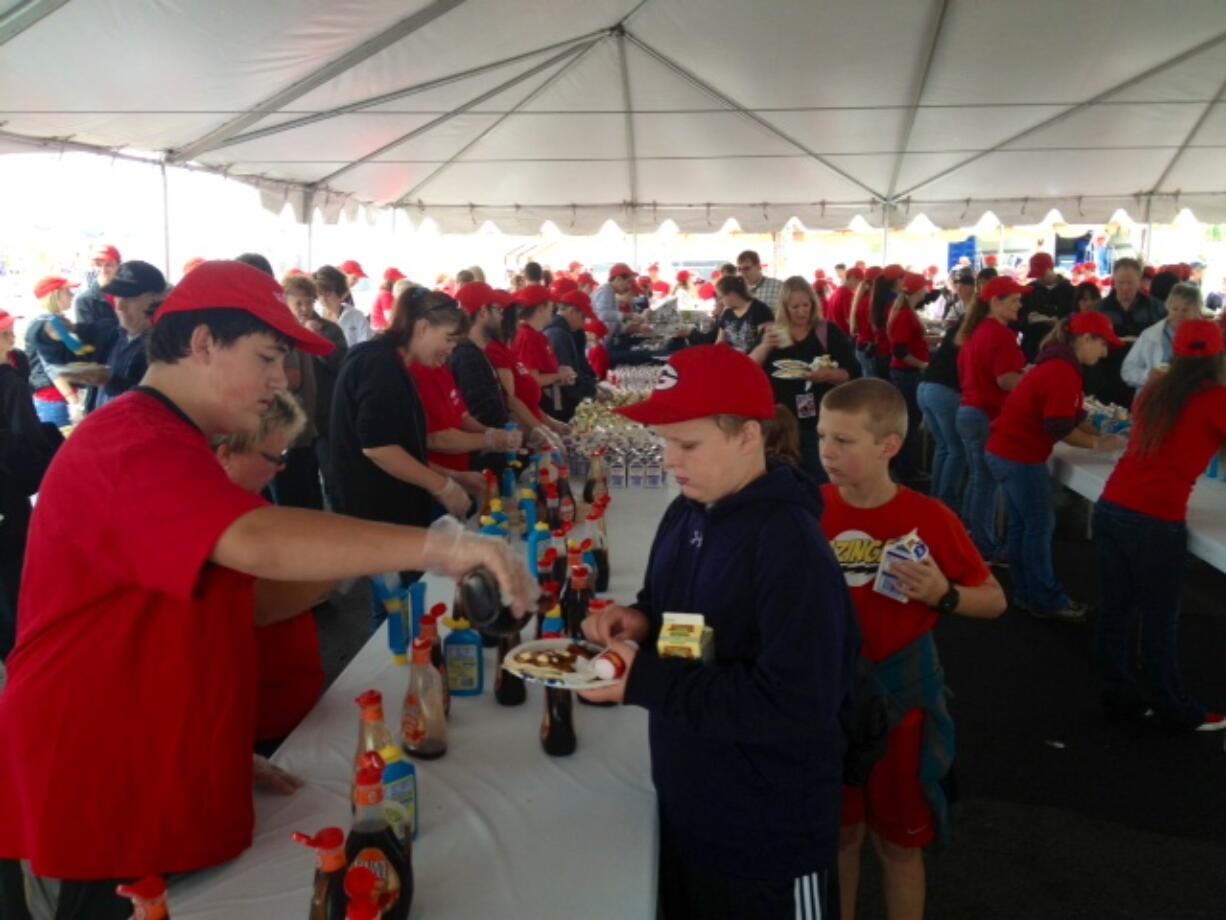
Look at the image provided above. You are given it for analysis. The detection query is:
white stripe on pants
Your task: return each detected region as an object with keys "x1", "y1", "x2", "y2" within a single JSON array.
[{"x1": 793, "y1": 870, "x2": 824, "y2": 920}]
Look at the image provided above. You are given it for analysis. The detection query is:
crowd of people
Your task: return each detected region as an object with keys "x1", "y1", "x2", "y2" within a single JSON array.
[{"x1": 0, "y1": 238, "x2": 1222, "y2": 920}]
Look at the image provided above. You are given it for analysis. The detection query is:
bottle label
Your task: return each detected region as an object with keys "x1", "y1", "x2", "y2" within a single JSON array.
[
  {"x1": 610, "y1": 462, "x2": 626, "y2": 489},
  {"x1": 402, "y1": 695, "x2": 425, "y2": 747},
  {"x1": 560, "y1": 496, "x2": 576, "y2": 523},
  {"x1": 629, "y1": 461, "x2": 645, "y2": 488},
  {"x1": 446, "y1": 644, "x2": 480, "y2": 691},
  {"x1": 384, "y1": 773, "x2": 418, "y2": 842},
  {"x1": 350, "y1": 847, "x2": 401, "y2": 907},
  {"x1": 645, "y1": 463, "x2": 662, "y2": 488}
]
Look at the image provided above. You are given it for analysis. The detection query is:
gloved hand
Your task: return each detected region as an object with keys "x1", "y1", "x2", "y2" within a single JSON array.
[
  {"x1": 527, "y1": 425, "x2": 564, "y2": 452},
  {"x1": 431, "y1": 476, "x2": 472, "y2": 518},
  {"x1": 420, "y1": 516, "x2": 536, "y2": 617},
  {"x1": 483, "y1": 426, "x2": 523, "y2": 452}
]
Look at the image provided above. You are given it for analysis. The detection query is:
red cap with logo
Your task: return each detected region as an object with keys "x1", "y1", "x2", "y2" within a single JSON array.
[
  {"x1": 92, "y1": 243, "x2": 121, "y2": 264},
  {"x1": 615, "y1": 345, "x2": 775, "y2": 426},
  {"x1": 559, "y1": 289, "x2": 595, "y2": 320},
  {"x1": 339, "y1": 259, "x2": 366, "y2": 279},
  {"x1": 0, "y1": 310, "x2": 14, "y2": 333},
  {"x1": 1173, "y1": 318, "x2": 1223, "y2": 359},
  {"x1": 1028, "y1": 252, "x2": 1054, "y2": 279},
  {"x1": 1068, "y1": 311, "x2": 1124, "y2": 348},
  {"x1": 33, "y1": 276, "x2": 78, "y2": 299},
  {"x1": 980, "y1": 276, "x2": 1029, "y2": 302},
  {"x1": 455, "y1": 281, "x2": 496, "y2": 316},
  {"x1": 153, "y1": 260, "x2": 335, "y2": 356},
  {"x1": 900, "y1": 272, "x2": 928, "y2": 295},
  {"x1": 608, "y1": 263, "x2": 635, "y2": 282},
  {"x1": 383, "y1": 267, "x2": 406, "y2": 283},
  {"x1": 513, "y1": 284, "x2": 550, "y2": 309}
]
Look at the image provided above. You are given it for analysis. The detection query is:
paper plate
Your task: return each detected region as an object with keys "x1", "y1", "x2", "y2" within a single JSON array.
[
  {"x1": 501, "y1": 638, "x2": 620, "y2": 690},
  {"x1": 60, "y1": 362, "x2": 108, "y2": 375}
]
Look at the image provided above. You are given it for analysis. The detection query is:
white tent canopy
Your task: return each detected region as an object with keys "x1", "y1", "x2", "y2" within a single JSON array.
[{"x1": 3, "y1": 0, "x2": 1226, "y2": 234}]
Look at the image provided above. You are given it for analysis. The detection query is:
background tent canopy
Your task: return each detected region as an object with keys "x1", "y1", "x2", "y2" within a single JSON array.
[{"x1": 3, "y1": 0, "x2": 1226, "y2": 233}]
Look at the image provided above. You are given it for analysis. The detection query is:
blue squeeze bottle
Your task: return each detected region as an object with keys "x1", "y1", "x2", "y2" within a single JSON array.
[
  {"x1": 527, "y1": 522, "x2": 551, "y2": 579},
  {"x1": 442, "y1": 618, "x2": 484, "y2": 696},
  {"x1": 373, "y1": 573, "x2": 409, "y2": 664},
  {"x1": 378, "y1": 744, "x2": 419, "y2": 843},
  {"x1": 409, "y1": 581, "x2": 427, "y2": 643}
]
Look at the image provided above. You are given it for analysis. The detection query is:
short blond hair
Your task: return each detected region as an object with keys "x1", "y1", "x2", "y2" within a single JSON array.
[
  {"x1": 212, "y1": 391, "x2": 306, "y2": 454},
  {"x1": 820, "y1": 378, "x2": 907, "y2": 441},
  {"x1": 776, "y1": 275, "x2": 821, "y2": 327}
]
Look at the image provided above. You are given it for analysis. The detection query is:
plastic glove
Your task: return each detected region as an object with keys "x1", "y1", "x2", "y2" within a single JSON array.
[
  {"x1": 421, "y1": 516, "x2": 536, "y2": 617},
  {"x1": 527, "y1": 425, "x2": 564, "y2": 452},
  {"x1": 432, "y1": 476, "x2": 472, "y2": 518},
  {"x1": 483, "y1": 427, "x2": 523, "y2": 452}
]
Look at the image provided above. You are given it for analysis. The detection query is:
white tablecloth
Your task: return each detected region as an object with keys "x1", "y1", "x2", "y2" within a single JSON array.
[
  {"x1": 171, "y1": 485, "x2": 676, "y2": 919},
  {"x1": 1048, "y1": 442, "x2": 1226, "y2": 573}
]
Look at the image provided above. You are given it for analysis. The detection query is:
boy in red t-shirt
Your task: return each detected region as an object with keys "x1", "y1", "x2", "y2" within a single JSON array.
[{"x1": 818, "y1": 379, "x2": 1006, "y2": 920}]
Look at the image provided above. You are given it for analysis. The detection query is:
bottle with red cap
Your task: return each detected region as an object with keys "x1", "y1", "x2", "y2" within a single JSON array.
[
  {"x1": 352, "y1": 691, "x2": 394, "y2": 803},
  {"x1": 291, "y1": 827, "x2": 348, "y2": 919},
  {"x1": 561, "y1": 564, "x2": 593, "y2": 640},
  {"x1": 534, "y1": 579, "x2": 561, "y2": 640},
  {"x1": 402, "y1": 637, "x2": 447, "y2": 760},
  {"x1": 583, "y1": 448, "x2": 610, "y2": 505},
  {"x1": 346, "y1": 759, "x2": 411, "y2": 919},
  {"x1": 557, "y1": 465, "x2": 577, "y2": 525},
  {"x1": 583, "y1": 510, "x2": 610, "y2": 592},
  {"x1": 550, "y1": 528, "x2": 569, "y2": 585},
  {"x1": 341, "y1": 867, "x2": 381, "y2": 920},
  {"x1": 116, "y1": 876, "x2": 169, "y2": 920},
  {"x1": 418, "y1": 606, "x2": 450, "y2": 717}
]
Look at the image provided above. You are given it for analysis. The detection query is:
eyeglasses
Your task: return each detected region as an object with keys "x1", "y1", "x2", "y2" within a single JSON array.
[{"x1": 259, "y1": 449, "x2": 290, "y2": 469}]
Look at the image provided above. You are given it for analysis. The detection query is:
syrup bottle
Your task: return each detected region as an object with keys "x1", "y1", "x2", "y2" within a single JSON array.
[
  {"x1": 402, "y1": 637, "x2": 448, "y2": 760},
  {"x1": 494, "y1": 629, "x2": 527, "y2": 706},
  {"x1": 557, "y1": 465, "x2": 578, "y2": 525},
  {"x1": 352, "y1": 691, "x2": 394, "y2": 803},
  {"x1": 116, "y1": 877, "x2": 169, "y2": 920},
  {"x1": 418, "y1": 608, "x2": 450, "y2": 718},
  {"x1": 540, "y1": 628, "x2": 577, "y2": 758},
  {"x1": 346, "y1": 763, "x2": 412, "y2": 919},
  {"x1": 291, "y1": 827, "x2": 347, "y2": 920}
]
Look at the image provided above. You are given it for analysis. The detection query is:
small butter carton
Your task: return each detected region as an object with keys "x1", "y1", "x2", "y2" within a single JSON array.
[
  {"x1": 873, "y1": 529, "x2": 929, "y2": 604},
  {"x1": 658, "y1": 612, "x2": 714, "y2": 662}
]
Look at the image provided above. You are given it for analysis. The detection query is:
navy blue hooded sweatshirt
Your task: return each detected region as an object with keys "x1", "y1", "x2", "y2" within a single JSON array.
[{"x1": 623, "y1": 462, "x2": 859, "y2": 881}]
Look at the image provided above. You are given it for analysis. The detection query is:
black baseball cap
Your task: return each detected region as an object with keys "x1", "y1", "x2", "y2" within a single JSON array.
[{"x1": 101, "y1": 260, "x2": 168, "y2": 297}]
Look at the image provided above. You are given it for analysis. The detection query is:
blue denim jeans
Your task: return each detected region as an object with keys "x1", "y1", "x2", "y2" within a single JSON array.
[
  {"x1": 955, "y1": 405, "x2": 1000, "y2": 560},
  {"x1": 855, "y1": 344, "x2": 888, "y2": 380},
  {"x1": 890, "y1": 368, "x2": 922, "y2": 481},
  {"x1": 1092, "y1": 500, "x2": 1204, "y2": 729},
  {"x1": 917, "y1": 382, "x2": 965, "y2": 511},
  {"x1": 985, "y1": 452, "x2": 1069, "y2": 613},
  {"x1": 33, "y1": 398, "x2": 69, "y2": 427}
]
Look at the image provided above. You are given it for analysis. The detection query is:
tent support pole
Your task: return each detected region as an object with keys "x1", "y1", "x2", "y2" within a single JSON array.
[
  {"x1": 886, "y1": 0, "x2": 951, "y2": 199},
  {"x1": 1143, "y1": 195, "x2": 1153, "y2": 262},
  {"x1": 0, "y1": 0, "x2": 72, "y2": 48},
  {"x1": 881, "y1": 203, "x2": 890, "y2": 262},
  {"x1": 160, "y1": 162, "x2": 171, "y2": 275}
]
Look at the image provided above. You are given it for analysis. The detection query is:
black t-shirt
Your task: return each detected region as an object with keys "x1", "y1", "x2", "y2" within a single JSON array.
[
  {"x1": 1017, "y1": 279, "x2": 1076, "y2": 360},
  {"x1": 764, "y1": 323, "x2": 860, "y2": 430},
  {"x1": 717, "y1": 299, "x2": 775, "y2": 353},
  {"x1": 921, "y1": 323, "x2": 961, "y2": 390},
  {"x1": 448, "y1": 340, "x2": 507, "y2": 429},
  {"x1": 329, "y1": 338, "x2": 431, "y2": 527}
]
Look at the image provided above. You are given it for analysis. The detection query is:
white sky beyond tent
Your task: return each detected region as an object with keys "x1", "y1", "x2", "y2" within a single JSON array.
[{"x1": 2, "y1": 0, "x2": 1226, "y2": 233}]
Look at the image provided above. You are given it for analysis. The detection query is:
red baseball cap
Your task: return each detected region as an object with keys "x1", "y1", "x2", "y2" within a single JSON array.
[
  {"x1": 900, "y1": 272, "x2": 928, "y2": 295},
  {"x1": 608, "y1": 263, "x2": 635, "y2": 282},
  {"x1": 568, "y1": 261, "x2": 583, "y2": 272},
  {"x1": 577, "y1": 271, "x2": 596, "y2": 287},
  {"x1": 182, "y1": 257, "x2": 207, "y2": 276},
  {"x1": 881, "y1": 264, "x2": 905, "y2": 282},
  {"x1": 549, "y1": 277, "x2": 579, "y2": 299},
  {"x1": 1174, "y1": 318, "x2": 1223, "y2": 359},
  {"x1": 1068, "y1": 311, "x2": 1124, "y2": 348},
  {"x1": 864, "y1": 266, "x2": 883, "y2": 284},
  {"x1": 559, "y1": 289, "x2": 595, "y2": 320},
  {"x1": 925, "y1": 265, "x2": 939, "y2": 277},
  {"x1": 615, "y1": 345, "x2": 775, "y2": 426},
  {"x1": 846, "y1": 266, "x2": 865, "y2": 281},
  {"x1": 652, "y1": 281, "x2": 671, "y2": 296},
  {"x1": 584, "y1": 318, "x2": 609, "y2": 337},
  {"x1": 984, "y1": 254, "x2": 999, "y2": 267},
  {"x1": 513, "y1": 284, "x2": 550, "y2": 309},
  {"x1": 92, "y1": 243, "x2": 121, "y2": 264},
  {"x1": 1028, "y1": 252, "x2": 1054, "y2": 279},
  {"x1": 34, "y1": 276, "x2": 78, "y2": 299},
  {"x1": 339, "y1": 260, "x2": 367, "y2": 279},
  {"x1": 675, "y1": 270, "x2": 691, "y2": 284},
  {"x1": 384, "y1": 267, "x2": 406, "y2": 283},
  {"x1": 980, "y1": 276, "x2": 1029, "y2": 301},
  {"x1": 490, "y1": 288, "x2": 516, "y2": 308},
  {"x1": 0, "y1": 310, "x2": 14, "y2": 333},
  {"x1": 455, "y1": 281, "x2": 496, "y2": 317},
  {"x1": 153, "y1": 260, "x2": 335, "y2": 356}
]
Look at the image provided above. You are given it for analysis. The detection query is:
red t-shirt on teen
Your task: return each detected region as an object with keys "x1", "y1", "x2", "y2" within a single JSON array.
[
  {"x1": 826, "y1": 286, "x2": 854, "y2": 336},
  {"x1": 958, "y1": 318, "x2": 1026, "y2": 418},
  {"x1": 371, "y1": 288, "x2": 394, "y2": 331},
  {"x1": 409, "y1": 363, "x2": 471, "y2": 471},
  {"x1": 887, "y1": 306, "x2": 931, "y2": 371},
  {"x1": 485, "y1": 339, "x2": 543, "y2": 420},
  {"x1": 821, "y1": 485, "x2": 990, "y2": 662},
  {"x1": 255, "y1": 610, "x2": 324, "y2": 741},
  {"x1": 0, "y1": 390, "x2": 266, "y2": 879},
  {"x1": 853, "y1": 295, "x2": 873, "y2": 348},
  {"x1": 512, "y1": 324, "x2": 560, "y2": 375},
  {"x1": 987, "y1": 355, "x2": 1084, "y2": 464},
  {"x1": 1101, "y1": 386, "x2": 1226, "y2": 522}
]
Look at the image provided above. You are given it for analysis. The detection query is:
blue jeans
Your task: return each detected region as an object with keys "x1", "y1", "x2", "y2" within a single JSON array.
[
  {"x1": 955, "y1": 405, "x2": 1000, "y2": 560},
  {"x1": 33, "y1": 398, "x2": 69, "y2": 427},
  {"x1": 890, "y1": 369, "x2": 922, "y2": 481},
  {"x1": 985, "y1": 453, "x2": 1068, "y2": 612},
  {"x1": 918, "y1": 382, "x2": 965, "y2": 511},
  {"x1": 855, "y1": 345, "x2": 888, "y2": 379},
  {"x1": 798, "y1": 427, "x2": 827, "y2": 484},
  {"x1": 1092, "y1": 500, "x2": 1204, "y2": 729}
]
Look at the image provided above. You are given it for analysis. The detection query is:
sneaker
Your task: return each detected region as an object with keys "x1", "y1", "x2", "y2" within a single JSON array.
[
  {"x1": 1030, "y1": 601, "x2": 1089, "y2": 623},
  {"x1": 1195, "y1": 712, "x2": 1226, "y2": 732}
]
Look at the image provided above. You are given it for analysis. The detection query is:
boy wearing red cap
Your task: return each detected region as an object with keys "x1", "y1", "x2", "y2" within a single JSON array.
[
  {"x1": 817, "y1": 378, "x2": 1005, "y2": 920},
  {"x1": 74, "y1": 243, "x2": 121, "y2": 326},
  {"x1": 582, "y1": 345, "x2": 857, "y2": 919},
  {"x1": 0, "y1": 261, "x2": 535, "y2": 918},
  {"x1": 1018, "y1": 252, "x2": 1076, "y2": 361}
]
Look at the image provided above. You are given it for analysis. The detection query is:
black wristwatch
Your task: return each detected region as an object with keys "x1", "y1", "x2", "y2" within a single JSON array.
[{"x1": 937, "y1": 585, "x2": 960, "y2": 615}]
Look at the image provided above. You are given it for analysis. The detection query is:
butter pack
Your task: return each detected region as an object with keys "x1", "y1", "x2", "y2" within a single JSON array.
[{"x1": 658, "y1": 612, "x2": 714, "y2": 661}]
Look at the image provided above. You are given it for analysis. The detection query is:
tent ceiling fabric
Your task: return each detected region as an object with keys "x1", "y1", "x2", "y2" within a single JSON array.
[{"x1": 3, "y1": 0, "x2": 1226, "y2": 233}]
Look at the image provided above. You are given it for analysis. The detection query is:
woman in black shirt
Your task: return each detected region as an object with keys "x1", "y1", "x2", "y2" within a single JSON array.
[
  {"x1": 917, "y1": 323, "x2": 965, "y2": 511},
  {"x1": 750, "y1": 276, "x2": 858, "y2": 481}
]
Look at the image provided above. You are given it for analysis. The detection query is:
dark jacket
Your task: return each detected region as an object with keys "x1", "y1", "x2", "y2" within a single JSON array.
[
  {"x1": 72, "y1": 282, "x2": 116, "y2": 326},
  {"x1": 623, "y1": 463, "x2": 859, "y2": 880},
  {"x1": 311, "y1": 317, "x2": 348, "y2": 439},
  {"x1": 1085, "y1": 291, "x2": 1165, "y2": 406},
  {"x1": 1018, "y1": 278, "x2": 1076, "y2": 360},
  {"x1": 448, "y1": 340, "x2": 508, "y2": 430},
  {"x1": 543, "y1": 315, "x2": 597, "y2": 421}
]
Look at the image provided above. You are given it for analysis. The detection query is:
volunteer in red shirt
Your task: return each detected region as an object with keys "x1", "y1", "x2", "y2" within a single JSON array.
[
  {"x1": 826, "y1": 266, "x2": 862, "y2": 336},
  {"x1": 849, "y1": 266, "x2": 880, "y2": 377},
  {"x1": 985, "y1": 312, "x2": 1126, "y2": 623},
  {"x1": 512, "y1": 285, "x2": 576, "y2": 416},
  {"x1": 371, "y1": 267, "x2": 406, "y2": 331},
  {"x1": 888, "y1": 272, "x2": 932, "y2": 482},
  {"x1": 955, "y1": 276, "x2": 1029, "y2": 561},
  {"x1": 0, "y1": 261, "x2": 535, "y2": 919},
  {"x1": 409, "y1": 361, "x2": 518, "y2": 476},
  {"x1": 586, "y1": 318, "x2": 611, "y2": 381},
  {"x1": 484, "y1": 290, "x2": 569, "y2": 445},
  {"x1": 1094, "y1": 318, "x2": 1226, "y2": 732}
]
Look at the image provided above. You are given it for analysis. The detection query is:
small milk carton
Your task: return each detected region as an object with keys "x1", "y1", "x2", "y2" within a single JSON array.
[{"x1": 873, "y1": 529, "x2": 929, "y2": 604}]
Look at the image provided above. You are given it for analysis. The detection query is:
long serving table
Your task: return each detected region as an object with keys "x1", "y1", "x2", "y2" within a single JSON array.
[
  {"x1": 1048, "y1": 442, "x2": 1226, "y2": 574},
  {"x1": 171, "y1": 485, "x2": 676, "y2": 919}
]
